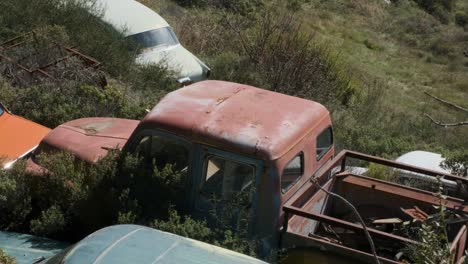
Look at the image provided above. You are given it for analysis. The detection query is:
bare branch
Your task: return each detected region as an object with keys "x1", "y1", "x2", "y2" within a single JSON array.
[
  {"x1": 424, "y1": 114, "x2": 468, "y2": 127},
  {"x1": 424, "y1": 91, "x2": 468, "y2": 113}
]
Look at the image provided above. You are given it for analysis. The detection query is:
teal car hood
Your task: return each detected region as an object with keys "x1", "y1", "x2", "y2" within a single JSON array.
[
  {"x1": 61, "y1": 225, "x2": 265, "y2": 264},
  {"x1": 0, "y1": 231, "x2": 68, "y2": 264}
]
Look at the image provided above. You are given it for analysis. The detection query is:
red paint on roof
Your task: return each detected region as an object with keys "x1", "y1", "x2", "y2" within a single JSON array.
[{"x1": 141, "y1": 81, "x2": 330, "y2": 160}]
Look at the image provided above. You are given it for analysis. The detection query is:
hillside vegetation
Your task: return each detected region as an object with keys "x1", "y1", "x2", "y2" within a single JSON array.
[
  {"x1": 147, "y1": 0, "x2": 468, "y2": 158},
  {"x1": 0, "y1": 0, "x2": 467, "y2": 262}
]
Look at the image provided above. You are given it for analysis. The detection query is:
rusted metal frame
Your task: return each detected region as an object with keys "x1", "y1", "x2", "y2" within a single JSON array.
[
  {"x1": 0, "y1": 53, "x2": 34, "y2": 73},
  {"x1": 450, "y1": 225, "x2": 467, "y2": 262},
  {"x1": 39, "y1": 54, "x2": 74, "y2": 70},
  {"x1": 0, "y1": 51, "x2": 55, "y2": 79},
  {"x1": 287, "y1": 230, "x2": 401, "y2": 264},
  {"x1": 285, "y1": 174, "x2": 335, "y2": 209},
  {"x1": 63, "y1": 47, "x2": 102, "y2": 68},
  {"x1": 283, "y1": 204, "x2": 418, "y2": 245},
  {"x1": 344, "y1": 150, "x2": 468, "y2": 184},
  {"x1": 338, "y1": 173, "x2": 467, "y2": 212},
  {"x1": 0, "y1": 33, "x2": 31, "y2": 49}
]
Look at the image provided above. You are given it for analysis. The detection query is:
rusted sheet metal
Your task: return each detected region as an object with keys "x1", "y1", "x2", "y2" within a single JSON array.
[
  {"x1": 281, "y1": 150, "x2": 468, "y2": 263},
  {"x1": 283, "y1": 230, "x2": 401, "y2": 264},
  {"x1": 283, "y1": 205, "x2": 418, "y2": 245},
  {"x1": 32, "y1": 118, "x2": 139, "y2": 163},
  {"x1": 338, "y1": 174, "x2": 468, "y2": 213},
  {"x1": 141, "y1": 80, "x2": 331, "y2": 160},
  {"x1": 401, "y1": 206, "x2": 429, "y2": 222}
]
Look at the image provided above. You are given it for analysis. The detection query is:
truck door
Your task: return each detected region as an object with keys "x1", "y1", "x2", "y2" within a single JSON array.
[
  {"x1": 194, "y1": 147, "x2": 263, "y2": 231},
  {"x1": 131, "y1": 131, "x2": 192, "y2": 209}
]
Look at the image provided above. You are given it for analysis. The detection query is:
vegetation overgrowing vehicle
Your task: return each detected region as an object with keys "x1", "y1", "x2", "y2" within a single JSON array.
[
  {"x1": 0, "y1": 0, "x2": 467, "y2": 263},
  {"x1": 91, "y1": 0, "x2": 211, "y2": 84},
  {"x1": 37, "y1": 225, "x2": 266, "y2": 264},
  {"x1": 23, "y1": 80, "x2": 468, "y2": 263}
]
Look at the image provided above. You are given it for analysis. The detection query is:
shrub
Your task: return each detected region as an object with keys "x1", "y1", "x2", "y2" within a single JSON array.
[
  {"x1": 172, "y1": 0, "x2": 264, "y2": 16},
  {"x1": 30, "y1": 206, "x2": 66, "y2": 236},
  {"x1": 456, "y1": 13, "x2": 468, "y2": 28},
  {"x1": 0, "y1": 161, "x2": 32, "y2": 231},
  {"x1": 225, "y1": 9, "x2": 355, "y2": 106},
  {"x1": 366, "y1": 163, "x2": 395, "y2": 181},
  {"x1": 152, "y1": 209, "x2": 258, "y2": 257},
  {"x1": 0, "y1": 249, "x2": 16, "y2": 264},
  {"x1": 0, "y1": 0, "x2": 134, "y2": 76},
  {"x1": 405, "y1": 178, "x2": 453, "y2": 263},
  {"x1": 411, "y1": 0, "x2": 456, "y2": 23},
  {"x1": 442, "y1": 150, "x2": 468, "y2": 177}
]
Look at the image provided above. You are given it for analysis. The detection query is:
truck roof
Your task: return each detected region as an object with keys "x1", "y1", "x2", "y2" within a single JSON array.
[
  {"x1": 142, "y1": 81, "x2": 330, "y2": 160},
  {"x1": 94, "y1": 0, "x2": 170, "y2": 36}
]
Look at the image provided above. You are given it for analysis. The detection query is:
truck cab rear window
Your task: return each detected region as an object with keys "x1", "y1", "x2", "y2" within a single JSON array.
[
  {"x1": 317, "y1": 127, "x2": 333, "y2": 161},
  {"x1": 281, "y1": 153, "x2": 304, "y2": 193}
]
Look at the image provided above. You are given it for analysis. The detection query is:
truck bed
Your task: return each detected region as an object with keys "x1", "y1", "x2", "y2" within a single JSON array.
[{"x1": 280, "y1": 150, "x2": 468, "y2": 264}]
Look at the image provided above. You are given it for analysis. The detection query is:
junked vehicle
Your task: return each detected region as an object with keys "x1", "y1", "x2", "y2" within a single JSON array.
[
  {"x1": 394, "y1": 150, "x2": 458, "y2": 193},
  {"x1": 35, "y1": 225, "x2": 265, "y2": 264},
  {"x1": 0, "y1": 102, "x2": 50, "y2": 169},
  {"x1": 0, "y1": 230, "x2": 68, "y2": 264},
  {"x1": 93, "y1": 0, "x2": 210, "y2": 84},
  {"x1": 27, "y1": 81, "x2": 468, "y2": 263}
]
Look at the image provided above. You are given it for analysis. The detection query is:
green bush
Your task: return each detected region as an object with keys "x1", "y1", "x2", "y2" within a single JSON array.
[
  {"x1": 411, "y1": 0, "x2": 456, "y2": 23},
  {"x1": 455, "y1": 12, "x2": 468, "y2": 28},
  {"x1": 30, "y1": 206, "x2": 66, "y2": 236},
  {"x1": 0, "y1": 249, "x2": 16, "y2": 264},
  {"x1": 153, "y1": 209, "x2": 258, "y2": 257},
  {"x1": 442, "y1": 150, "x2": 468, "y2": 176},
  {"x1": 172, "y1": 0, "x2": 264, "y2": 16}
]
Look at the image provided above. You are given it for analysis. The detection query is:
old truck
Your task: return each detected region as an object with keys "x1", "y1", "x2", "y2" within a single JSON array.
[{"x1": 27, "y1": 81, "x2": 468, "y2": 263}]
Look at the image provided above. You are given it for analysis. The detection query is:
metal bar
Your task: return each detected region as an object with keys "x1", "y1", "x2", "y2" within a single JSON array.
[
  {"x1": 39, "y1": 54, "x2": 74, "y2": 70},
  {"x1": 63, "y1": 46, "x2": 101, "y2": 68},
  {"x1": 0, "y1": 53, "x2": 34, "y2": 73},
  {"x1": 283, "y1": 205, "x2": 418, "y2": 245},
  {"x1": 344, "y1": 150, "x2": 467, "y2": 184},
  {"x1": 340, "y1": 155, "x2": 346, "y2": 172},
  {"x1": 450, "y1": 225, "x2": 467, "y2": 263},
  {"x1": 0, "y1": 32, "x2": 31, "y2": 47},
  {"x1": 287, "y1": 231, "x2": 401, "y2": 264}
]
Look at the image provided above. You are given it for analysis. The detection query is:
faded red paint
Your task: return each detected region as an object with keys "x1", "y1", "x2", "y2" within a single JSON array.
[
  {"x1": 32, "y1": 117, "x2": 139, "y2": 163},
  {"x1": 141, "y1": 80, "x2": 330, "y2": 160}
]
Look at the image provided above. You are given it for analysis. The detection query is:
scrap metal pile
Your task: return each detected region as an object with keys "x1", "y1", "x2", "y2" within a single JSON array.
[
  {"x1": 282, "y1": 150, "x2": 468, "y2": 264},
  {"x1": 0, "y1": 31, "x2": 106, "y2": 87}
]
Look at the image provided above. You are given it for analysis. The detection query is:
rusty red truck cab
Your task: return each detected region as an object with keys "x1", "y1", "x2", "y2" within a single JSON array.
[{"x1": 120, "y1": 80, "x2": 334, "y2": 251}]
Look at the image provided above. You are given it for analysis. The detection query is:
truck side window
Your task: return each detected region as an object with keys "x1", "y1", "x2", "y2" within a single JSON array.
[
  {"x1": 201, "y1": 156, "x2": 254, "y2": 200},
  {"x1": 136, "y1": 135, "x2": 189, "y2": 172},
  {"x1": 281, "y1": 153, "x2": 304, "y2": 193},
  {"x1": 317, "y1": 127, "x2": 333, "y2": 161}
]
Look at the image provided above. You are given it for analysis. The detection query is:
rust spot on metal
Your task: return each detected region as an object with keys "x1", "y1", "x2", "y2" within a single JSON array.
[
  {"x1": 142, "y1": 80, "x2": 330, "y2": 160},
  {"x1": 401, "y1": 206, "x2": 429, "y2": 222}
]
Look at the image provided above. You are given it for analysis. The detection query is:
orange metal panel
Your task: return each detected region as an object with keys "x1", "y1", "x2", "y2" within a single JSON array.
[{"x1": 0, "y1": 109, "x2": 50, "y2": 165}]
